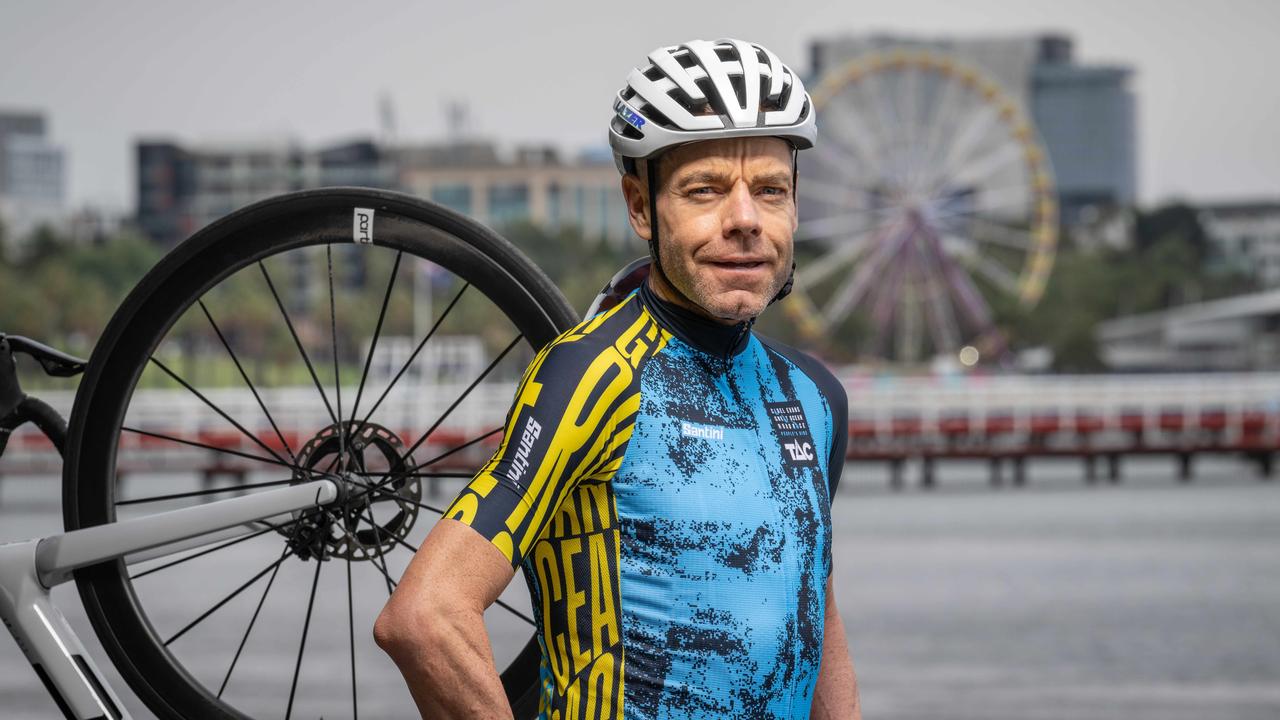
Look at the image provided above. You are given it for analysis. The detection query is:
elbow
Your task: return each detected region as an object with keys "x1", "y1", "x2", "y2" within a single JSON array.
[
  {"x1": 374, "y1": 601, "x2": 430, "y2": 659},
  {"x1": 372, "y1": 606, "x2": 404, "y2": 655},
  {"x1": 372, "y1": 593, "x2": 450, "y2": 659}
]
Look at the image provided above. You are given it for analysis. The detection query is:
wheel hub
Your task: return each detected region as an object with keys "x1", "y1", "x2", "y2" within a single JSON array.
[{"x1": 283, "y1": 421, "x2": 421, "y2": 562}]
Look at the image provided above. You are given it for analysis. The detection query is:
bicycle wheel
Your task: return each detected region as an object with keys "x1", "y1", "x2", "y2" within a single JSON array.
[{"x1": 62, "y1": 187, "x2": 576, "y2": 719}]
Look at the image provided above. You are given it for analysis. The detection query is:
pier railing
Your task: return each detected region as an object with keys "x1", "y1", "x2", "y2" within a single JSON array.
[{"x1": 4, "y1": 373, "x2": 1278, "y2": 487}]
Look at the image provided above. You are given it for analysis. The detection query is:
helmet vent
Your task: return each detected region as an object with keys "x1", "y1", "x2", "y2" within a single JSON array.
[
  {"x1": 638, "y1": 102, "x2": 675, "y2": 130},
  {"x1": 615, "y1": 119, "x2": 644, "y2": 140},
  {"x1": 607, "y1": 38, "x2": 818, "y2": 172}
]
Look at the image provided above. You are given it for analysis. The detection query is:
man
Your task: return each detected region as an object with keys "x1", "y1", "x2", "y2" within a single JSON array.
[{"x1": 374, "y1": 38, "x2": 861, "y2": 719}]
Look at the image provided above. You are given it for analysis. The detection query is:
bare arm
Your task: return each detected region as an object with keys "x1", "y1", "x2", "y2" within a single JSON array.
[
  {"x1": 812, "y1": 574, "x2": 862, "y2": 720},
  {"x1": 373, "y1": 519, "x2": 515, "y2": 719}
]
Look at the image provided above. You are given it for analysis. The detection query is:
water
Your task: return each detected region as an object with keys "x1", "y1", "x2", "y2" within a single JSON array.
[
  {"x1": 1, "y1": 456, "x2": 1277, "y2": 719},
  {"x1": 834, "y1": 457, "x2": 1280, "y2": 720}
]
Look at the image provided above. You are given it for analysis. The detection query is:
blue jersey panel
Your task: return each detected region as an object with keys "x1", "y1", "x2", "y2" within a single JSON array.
[{"x1": 613, "y1": 335, "x2": 834, "y2": 719}]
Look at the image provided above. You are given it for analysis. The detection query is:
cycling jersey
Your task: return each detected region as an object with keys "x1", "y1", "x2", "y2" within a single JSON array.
[{"x1": 445, "y1": 280, "x2": 848, "y2": 720}]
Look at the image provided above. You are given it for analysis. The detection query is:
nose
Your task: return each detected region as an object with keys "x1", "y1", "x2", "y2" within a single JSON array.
[{"x1": 722, "y1": 180, "x2": 761, "y2": 240}]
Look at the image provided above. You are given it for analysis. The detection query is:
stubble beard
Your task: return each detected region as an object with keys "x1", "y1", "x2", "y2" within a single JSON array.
[{"x1": 657, "y1": 241, "x2": 787, "y2": 323}]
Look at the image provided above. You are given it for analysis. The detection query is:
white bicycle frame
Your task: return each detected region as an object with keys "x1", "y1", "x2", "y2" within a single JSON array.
[{"x1": 0, "y1": 478, "x2": 339, "y2": 720}]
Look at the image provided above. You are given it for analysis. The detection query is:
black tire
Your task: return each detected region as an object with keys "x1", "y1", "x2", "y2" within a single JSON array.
[{"x1": 63, "y1": 188, "x2": 574, "y2": 719}]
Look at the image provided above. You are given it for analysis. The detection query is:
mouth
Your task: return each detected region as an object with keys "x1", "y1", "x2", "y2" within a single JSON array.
[{"x1": 708, "y1": 259, "x2": 768, "y2": 272}]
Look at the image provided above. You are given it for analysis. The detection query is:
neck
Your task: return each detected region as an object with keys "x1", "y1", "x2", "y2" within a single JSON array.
[
  {"x1": 637, "y1": 280, "x2": 753, "y2": 361},
  {"x1": 645, "y1": 265, "x2": 743, "y2": 326}
]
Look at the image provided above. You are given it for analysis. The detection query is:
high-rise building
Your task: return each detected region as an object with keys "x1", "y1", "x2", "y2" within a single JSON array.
[
  {"x1": 1031, "y1": 37, "x2": 1137, "y2": 217},
  {"x1": 0, "y1": 111, "x2": 66, "y2": 244},
  {"x1": 809, "y1": 33, "x2": 1137, "y2": 224}
]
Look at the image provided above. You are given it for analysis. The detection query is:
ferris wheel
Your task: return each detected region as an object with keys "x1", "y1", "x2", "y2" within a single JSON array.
[{"x1": 790, "y1": 50, "x2": 1058, "y2": 365}]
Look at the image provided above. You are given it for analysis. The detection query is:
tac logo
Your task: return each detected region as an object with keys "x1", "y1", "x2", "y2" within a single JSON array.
[
  {"x1": 766, "y1": 401, "x2": 820, "y2": 469},
  {"x1": 613, "y1": 98, "x2": 646, "y2": 131},
  {"x1": 783, "y1": 440, "x2": 815, "y2": 463},
  {"x1": 353, "y1": 207, "x2": 375, "y2": 243}
]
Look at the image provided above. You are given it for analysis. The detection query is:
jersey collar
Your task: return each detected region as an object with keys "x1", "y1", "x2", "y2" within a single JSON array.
[{"x1": 638, "y1": 280, "x2": 752, "y2": 361}]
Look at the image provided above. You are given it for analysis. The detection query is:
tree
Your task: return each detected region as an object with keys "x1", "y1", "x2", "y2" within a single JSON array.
[
  {"x1": 1133, "y1": 203, "x2": 1209, "y2": 259},
  {"x1": 985, "y1": 201, "x2": 1254, "y2": 372},
  {"x1": 502, "y1": 221, "x2": 639, "y2": 312},
  {"x1": 19, "y1": 223, "x2": 69, "y2": 267}
]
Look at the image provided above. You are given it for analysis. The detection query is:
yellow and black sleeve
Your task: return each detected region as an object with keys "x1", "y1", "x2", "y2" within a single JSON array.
[{"x1": 443, "y1": 298, "x2": 667, "y2": 567}]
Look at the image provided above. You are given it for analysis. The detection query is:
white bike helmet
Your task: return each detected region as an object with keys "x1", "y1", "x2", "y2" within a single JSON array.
[
  {"x1": 607, "y1": 39, "x2": 815, "y2": 311},
  {"x1": 608, "y1": 38, "x2": 816, "y2": 175}
]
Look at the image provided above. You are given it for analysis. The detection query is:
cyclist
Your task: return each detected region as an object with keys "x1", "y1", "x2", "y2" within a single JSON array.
[{"x1": 375, "y1": 38, "x2": 861, "y2": 719}]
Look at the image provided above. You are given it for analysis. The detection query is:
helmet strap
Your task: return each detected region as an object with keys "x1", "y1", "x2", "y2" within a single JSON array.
[
  {"x1": 767, "y1": 144, "x2": 800, "y2": 306},
  {"x1": 646, "y1": 158, "x2": 661, "y2": 269}
]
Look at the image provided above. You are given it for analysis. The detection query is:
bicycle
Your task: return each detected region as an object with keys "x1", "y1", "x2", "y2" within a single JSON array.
[{"x1": 0, "y1": 187, "x2": 580, "y2": 719}]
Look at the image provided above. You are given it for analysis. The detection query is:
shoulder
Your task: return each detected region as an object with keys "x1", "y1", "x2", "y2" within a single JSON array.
[
  {"x1": 523, "y1": 292, "x2": 667, "y2": 389},
  {"x1": 756, "y1": 334, "x2": 849, "y2": 498},
  {"x1": 756, "y1": 335, "x2": 847, "y2": 411}
]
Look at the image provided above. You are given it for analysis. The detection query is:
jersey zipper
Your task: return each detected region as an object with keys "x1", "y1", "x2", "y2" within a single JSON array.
[{"x1": 723, "y1": 318, "x2": 755, "y2": 372}]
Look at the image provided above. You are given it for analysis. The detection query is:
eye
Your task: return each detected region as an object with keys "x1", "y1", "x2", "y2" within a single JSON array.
[{"x1": 760, "y1": 186, "x2": 790, "y2": 197}]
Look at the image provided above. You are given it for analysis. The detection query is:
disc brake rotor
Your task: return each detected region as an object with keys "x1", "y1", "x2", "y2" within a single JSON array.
[{"x1": 283, "y1": 421, "x2": 421, "y2": 562}]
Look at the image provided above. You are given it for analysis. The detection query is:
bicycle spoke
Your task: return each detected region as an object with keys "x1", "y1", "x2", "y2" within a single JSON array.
[
  {"x1": 323, "y1": 450, "x2": 394, "y2": 590},
  {"x1": 147, "y1": 357, "x2": 289, "y2": 467},
  {"x1": 345, "y1": 476, "x2": 448, "y2": 516},
  {"x1": 398, "y1": 334, "x2": 523, "y2": 464},
  {"x1": 323, "y1": 508, "x2": 398, "y2": 594},
  {"x1": 122, "y1": 426, "x2": 297, "y2": 472},
  {"x1": 130, "y1": 521, "x2": 291, "y2": 580},
  {"x1": 494, "y1": 598, "x2": 535, "y2": 627},
  {"x1": 377, "y1": 525, "x2": 419, "y2": 555},
  {"x1": 198, "y1": 299, "x2": 297, "y2": 464},
  {"x1": 353, "y1": 426, "x2": 502, "y2": 497},
  {"x1": 347, "y1": 555, "x2": 358, "y2": 720},
  {"x1": 117, "y1": 477, "x2": 300, "y2": 506},
  {"x1": 349, "y1": 250, "x2": 402, "y2": 431},
  {"x1": 357, "y1": 532, "x2": 400, "y2": 591},
  {"x1": 361, "y1": 520, "x2": 530, "y2": 626},
  {"x1": 327, "y1": 244, "x2": 347, "y2": 471},
  {"x1": 360, "y1": 470, "x2": 478, "y2": 482},
  {"x1": 259, "y1": 260, "x2": 339, "y2": 427},
  {"x1": 285, "y1": 555, "x2": 323, "y2": 720},
  {"x1": 359, "y1": 282, "x2": 469, "y2": 426},
  {"x1": 164, "y1": 551, "x2": 294, "y2": 646},
  {"x1": 346, "y1": 453, "x2": 400, "y2": 596},
  {"x1": 413, "y1": 426, "x2": 503, "y2": 471},
  {"x1": 218, "y1": 539, "x2": 294, "y2": 698}
]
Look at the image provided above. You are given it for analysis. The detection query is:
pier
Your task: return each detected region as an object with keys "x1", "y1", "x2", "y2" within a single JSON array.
[{"x1": 3, "y1": 373, "x2": 1278, "y2": 495}]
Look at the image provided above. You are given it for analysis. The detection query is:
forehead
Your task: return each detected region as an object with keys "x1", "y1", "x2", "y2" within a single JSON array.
[{"x1": 661, "y1": 137, "x2": 793, "y2": 180}]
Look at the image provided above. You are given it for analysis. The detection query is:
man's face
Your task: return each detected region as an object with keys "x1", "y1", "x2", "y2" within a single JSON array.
[{"x1": 625, "y1": 137, "x2": 798, "y2": 324}]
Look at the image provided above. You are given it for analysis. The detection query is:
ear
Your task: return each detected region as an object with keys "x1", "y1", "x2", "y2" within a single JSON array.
[{"x1": 621, "y1": 172, "x2": 652, "y2": 242}]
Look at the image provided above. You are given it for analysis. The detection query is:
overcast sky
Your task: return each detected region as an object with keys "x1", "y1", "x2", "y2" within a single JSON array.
[{"x1": 1, "y1": 0, "x2": 1276, "y2": 210}]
